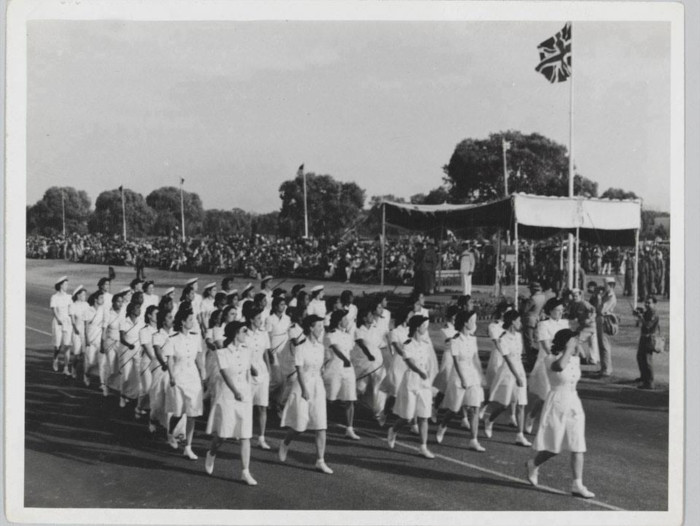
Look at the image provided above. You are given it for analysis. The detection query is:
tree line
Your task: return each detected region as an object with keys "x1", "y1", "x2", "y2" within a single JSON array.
[{"x1": 27, "y1": 130, "x2": 669, "y2": 240}]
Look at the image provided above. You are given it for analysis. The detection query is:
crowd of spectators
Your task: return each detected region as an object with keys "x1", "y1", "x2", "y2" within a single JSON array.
[{"x1": 26, "y1": 232, "x2": 669, "y2": 295}]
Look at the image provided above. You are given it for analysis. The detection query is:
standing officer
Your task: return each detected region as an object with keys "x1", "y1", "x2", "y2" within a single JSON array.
[
  {"x1": 596, "y1": 277, "x2": 618, "y2": 377},
  {"x1": 459, "y1": 241, "x2": 476, "y2": 296}
]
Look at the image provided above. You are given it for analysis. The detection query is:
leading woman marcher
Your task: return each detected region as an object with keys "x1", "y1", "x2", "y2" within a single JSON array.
[
  {"x1": 205, "y1": 321, "x2": 258, "y2": 486},
  {"x1": 526, "y1": 329, "x2": 595, "y2": 499},
  {"x1": 278, "y1": 314, "x2": 334, "y2": 474}
]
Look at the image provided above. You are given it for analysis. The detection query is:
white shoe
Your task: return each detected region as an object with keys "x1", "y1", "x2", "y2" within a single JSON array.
[
  {"x1": 205, "y1": 451, "x2": 215, "y2": 475},
  {"x1": 345, "y1": 427, "x2": 360, "y2": 440},
  {"x1": 63, "y1": 366, "x2": 71, "y2": 377},
  {"x1": 377, "y1": 412, "x2": 387, "y2": 427},
  {"x1": 315, "y1": 460, "x2": 334, "y2": 474},
  {"x1": 241, "y1": 469, "x2": 258, "y2": 485},
  {"x1": 484, "y1": 420, "x2": 494, "y2": 438},
  {"x1": 167, "y1": 434, "x2": 179, "y2": 450},
  {"x1": 119, "y1": 397, "x2": 127, "y2": 408},
  {"x1": 468, "y1": 439, "x2": 485, "y2": 452},
  {"x1": 410, "y1": 423, "x2": 420, "y2": 435},
  {"x1": 515, "y1": 433, "x2": 532, "y2": 447},
  {"x1": 508, "y1": 415, "x2": 518, "y2": 428},
  {"x1": 419, "y1": 445, "x2": 435, "y2": 459},
  {"x1": 478, "y1": 406, "x2": 487, "y2": 421},
  {"x1": 436, "y1": 424, "x2": 447, "y2": 444},
  {"x1": 461, "y1": 416, "x2": 471, "y2": 430},
  {"x1": 387, "y1": 428, "x2": 397, "y2": 449},
  {"x1": 572, "y1": 483, "x2": 595, "y2": 499},
  {"x1": 526, "y1": 459, "x2": 539, "y2": 486},
  {"x1": 83, "y1": 374, "x2": 90, "y2": 387},
  {"x1": 257, "y1": 437, "x2": 271, "y2": 450},
  {"x1": 52, "y1": 358, "x2": 59, "y2": 372},
  {"x1": 101, "y1": 384, "x2": 109, "y2": 397},
  {"x1": 183, "y1": 446, "x2": 198, "y2": 460},
  {"x1": 71, "y1": 368, "x2": 78, "y2": 379},
  {"x1": 148, "y1": 423, "x2": 157, "y2": 434},
  {"x1": 278, "y1": 442, "x2": 289, "y2": 462}
]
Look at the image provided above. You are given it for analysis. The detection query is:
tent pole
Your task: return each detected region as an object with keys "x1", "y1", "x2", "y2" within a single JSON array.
[
  {"x1": 634, "y1": 228, "x2": 640, "y2": 307},
  {"x1": 514, "y1": 221, "x2": 519, "y2": 303},
  {"x1": 381, "y1": 203, "x2": 386, "y2": 287},
  {"x1": 494, "y1": 230, "x2": 502, "y2": 297},
  {"x1": 436, "y1": 218, "x2": 445, "y2": 293},
  {"x1": 575, "y1": 227, "x2": 580, "y2": 289}
]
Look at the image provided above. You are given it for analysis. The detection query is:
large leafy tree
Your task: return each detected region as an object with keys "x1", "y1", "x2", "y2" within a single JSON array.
[
  {"x1": 443, "y1": 131, "x2": 598, "y2": 202},
  {"x1": 278, "y1": 173, "x2": 365, "y2": 238},
  {"x1": 600, "y1": 187, "x2": 638, "y2": 200},
  {"x1": 203, "y1": 208, "x2": 253, "y2": 237},
  {"x1": 88, "y1": 188, "x2": 154, "y2": 237},
  {"x1": 27, "y1": 186, "x2": 91, "y2": 235},
  {"x1": 146, "y1": 186, "x2": 205, "y2": 236},
  {"x1": 251, "y1": 211, "x2": 279, "y2": 237}
]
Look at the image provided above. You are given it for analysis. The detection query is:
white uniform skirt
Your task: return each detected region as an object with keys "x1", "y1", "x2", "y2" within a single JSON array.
[
  {"x1": 71, "y1": 327, "x2": 86, "y2": 355},
  {"x1": 120, "y1": 347, "x2": 141, "y2": 400},
  {"x1": 532, "y1": 388, "x2": 586, "y2": 453},
  {"x1": 394, "y1": 374, "x2": 433, "y2": 420},
  {"x1": 323, "y1": 361, "x2": 357, "y2": 402},
  {"x1": 528, "y1": 349, "x2": 551, "y2": 401},
  {"x1": 489, "y1": 360, "x2": 528, "y2": 406},
  {"x1": 251, "y1": 373, "x2": 270, "y2": 407},
  {"x1": 139, "y1": 355, "x2": 153, "y2": 400},
  {"x1": 433, "y1": 351, "x2": 455, "y2": 393},
  {"x1": 100, "y1": 336, "x2": 121, "y2": 391},
  {"x1": 84, "y1": 333, "x2": 101, "y2": 375},
  {"x1": 165, "y1": 367, "x2": 204, "y2": 417},
  {"x1": 442, "y1": 375, "x2": 484, "y2": 411},
  {"x1": 379, "y1": 352, "x2": 407, "y2": 397},
  {"x1": 204, "y1": 350, "x2": 220, "y2": 400},
  {"x1": 206, "y1": 382, "x2": 253, "y2": 439},
  {"x1": 52, "y1": 318, "x2": 72, "y2": 348},
  {"x1": 280, "y1": 373, "x2": 327, "y2": 432},
  {"x1": 485, "y1": 349, "x2": 503, "y2": 390},
  {"x1": 149, "y1": 366, "x2": 169, "y2": 426}
]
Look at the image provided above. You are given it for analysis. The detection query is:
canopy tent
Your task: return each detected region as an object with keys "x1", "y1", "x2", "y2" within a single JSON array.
[{"x1": 380, "y1": 193, "x2": 642, "y2": 304}]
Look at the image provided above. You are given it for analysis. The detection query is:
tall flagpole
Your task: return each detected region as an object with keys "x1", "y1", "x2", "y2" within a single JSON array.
[
  {"x1": 120, "y1": 186, "x2": 127, "y2": 241},
  {"x1": 61, "y1": 189, "x2": 67, "y2": 259},
  {"x1": 180, "y1": 178, "x2": 186, "y2": 242},
  {"x1": 567, "y1": 21, "x2": 575, "y2": 290},
  {"x1": 302, "y1": 166, "x2": 309, "y2": 238}
]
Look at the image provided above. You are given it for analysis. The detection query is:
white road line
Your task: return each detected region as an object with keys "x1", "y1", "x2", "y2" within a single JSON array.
[
  {"x1": 358, "y1": 427, "x2": 625, "y2": 512},
  {"x1": 26, "y1": 326, "x2": 52, "y2": 336},
  {"x1": 56, "y1": 390, "x2": 84, "y2": 400}
]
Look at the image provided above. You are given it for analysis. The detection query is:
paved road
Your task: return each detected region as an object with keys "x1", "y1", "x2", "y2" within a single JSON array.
[{"x1": 23, "y1": 260, "x2": 669, "y2": 511}]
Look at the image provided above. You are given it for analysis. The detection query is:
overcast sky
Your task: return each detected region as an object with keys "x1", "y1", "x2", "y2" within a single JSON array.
[{"x1": 27, "y1": 20, "x2": 670, "y2": 213}]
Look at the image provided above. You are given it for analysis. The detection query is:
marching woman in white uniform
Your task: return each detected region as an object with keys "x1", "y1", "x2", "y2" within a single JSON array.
[
  {"x1": 149, "y1": 309, "x2": 174, "y2": 434},
  {"x1": 436, "y1": 310, "x2": 486, "y2": 451},
  {"x1": 307, "y1": 285, "x2": 327, "y2": 318},
  {"x1": 136, "y1": 305, "x2": 159, "y2": 419},
  {"x1": 100, "y1": 292, "x2": 125, "y2": 397},
  {"x1": 50, "y1": 276, "x2": 72, "y2": 374},
  {"x1": 83, "y1": 290, "x2": 107, "y2": 387},
  {"x1": 387, "y1": 315, "x2": 438, "y2": 459},
  {"x1": 353, "y1": 306, "x2": 387, "y2": 423},
  {"x1": 378, "y1": 308, "x2": 411, "y2": 426},
  {"x1": 69, "y1": 285, "x2": 89, "y2": 380},
  {"x1": 246, "y1": 306, "x2": 272, "y2": 450},
  {"x1": 275, "y1": 306, "x2": 306, "y2": 409},
  {"x1": 203, "y1": 309, "x2": 225, "y2": 401},
  {"x1": 266, "y1": 296, "x2": 291, "y2": 399},
  {"x1": 482, "y1": 310, "x2": 531, "y2": 447},
  {"x1": 118, "y1": 302, "x2": 145, "y2": 408},
  {"x1": 323, "y1": 310, "x2": 360, "y2": 440},
  {"x1": 164, "y1": 307, "x2": 205, "y2": 460},
  {"x1": 526, "y1": 329, "x2": 595, "y2": 499},
  {"x1": 527, "y1": 298, "x2": 571, "y2": 434},
  {"x1": 432, "y1": 305, "x2": 460, "y2": 421},
  {"x1": 279, "y1": 314, "x2": 334, "y2": 474},
  {"x1": 485, "y1": 301, "x2": 518, "y2": 428},
  {"x1": 205, "y1": 321, "x2": 258, "y2": 486}
]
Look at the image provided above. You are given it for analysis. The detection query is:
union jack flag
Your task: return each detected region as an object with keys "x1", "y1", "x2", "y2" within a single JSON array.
[{"x1": 535, "y1": 23, "x2": 572, "y2": 83}]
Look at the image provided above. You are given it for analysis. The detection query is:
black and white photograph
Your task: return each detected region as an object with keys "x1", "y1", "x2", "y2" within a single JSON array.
[{"x1": 4, "y1": 1, "x2": 686, "y2": 524}]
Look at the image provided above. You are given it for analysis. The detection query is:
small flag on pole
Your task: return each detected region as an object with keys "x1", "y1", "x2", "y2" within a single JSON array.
[
  {"x1": 180, "y1": 178, "x2": 185, "y2": 185},
  {"x1": 297, "y1": 164, "x2": 304, "y2": 177},
  {"x1": 535, "y1": 22, "x2": 572, "y2": 83},
  {"x1": 118, "y1": 185, "x2": 123, "y2": 193},
  {"x1": 502, "y1": 139, "x2": 511, "y2": 151}
]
